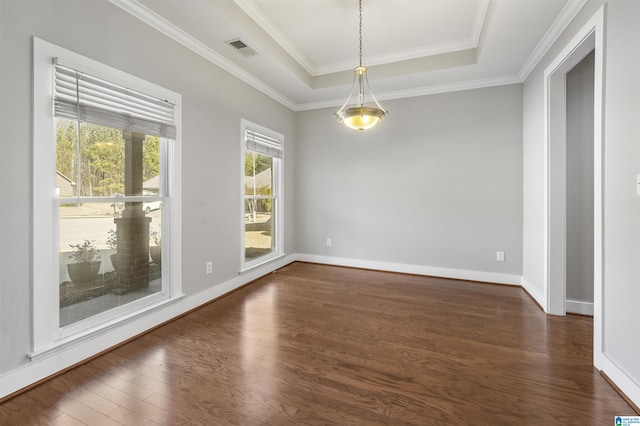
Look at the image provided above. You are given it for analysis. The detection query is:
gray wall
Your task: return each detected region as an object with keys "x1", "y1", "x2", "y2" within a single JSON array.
[
  {"x1": 601, "y1": 0, "x2": 640, "y2": 384},
  {"x1": 522, "y1": 0, "x2": 640, "y2": 399},
  {"x1": 0, "y1": 0, "x2": 295, "y2": 374},
  {"x1": 295, "y1": 85, "x2": 523, "y2": 276},
  {"x1": 522, "y1": 0, "x2": 606, "y2": 297},
  {"x1": 566, "y1": 51, "x2": 595, "y2": 305},
  {"x1": 2, "y1": 0, "x2": 638, "y2": 406}
]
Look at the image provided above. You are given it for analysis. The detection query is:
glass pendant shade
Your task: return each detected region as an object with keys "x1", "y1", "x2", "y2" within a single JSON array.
[
  {"x1": 337, "y1": 106, "x2": 386, "y2": 131},
  {"x1": 336, "y1": 66, "x2": 388, "y2": 132},
  {"x1": 335, "y1": 0, "x2": 387, "y2": 132}
]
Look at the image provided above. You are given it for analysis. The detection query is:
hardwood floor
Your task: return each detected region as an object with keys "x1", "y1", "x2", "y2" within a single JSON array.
[{"x1": 0, "y1": 262, "x2": 635, "y2": 425}]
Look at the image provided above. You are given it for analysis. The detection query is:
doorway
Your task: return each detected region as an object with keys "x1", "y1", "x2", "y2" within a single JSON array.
[
  {"x1": 543, "y1": 6, "x2": 605, "y2": 366},
  {"x1": 565, "y1": 51, "x2": 595, "y2": 315}
]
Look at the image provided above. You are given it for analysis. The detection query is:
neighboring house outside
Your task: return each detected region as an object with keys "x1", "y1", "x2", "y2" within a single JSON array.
[
  {"x1": 56, "y1": 171, "x2": 75, "y2": 197},
  {"x1": 143, "y1": 175, "x2": 160, "y2": 195}
]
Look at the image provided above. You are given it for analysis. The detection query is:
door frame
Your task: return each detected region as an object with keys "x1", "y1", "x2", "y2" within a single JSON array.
[{"x1": 543, "y1": 5, "x2": 604, "y2": 365}]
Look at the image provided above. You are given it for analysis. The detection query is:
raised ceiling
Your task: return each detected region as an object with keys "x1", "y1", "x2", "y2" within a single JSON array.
[{"x1": 112, "y1": 0, "x2": 586, "y2": 110}]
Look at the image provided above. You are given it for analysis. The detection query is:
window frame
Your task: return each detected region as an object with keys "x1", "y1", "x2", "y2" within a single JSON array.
[
  {"x1": 240, "y1": 119, "x2": 284, "y2": 271},
  {"x1": 32, "y1": 38, "x2": 183, "y2": 357}
]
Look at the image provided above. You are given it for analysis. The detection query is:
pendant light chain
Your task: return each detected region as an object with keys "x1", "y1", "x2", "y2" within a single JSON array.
[
  {"x1": 335, "y1": 0, "x2": 388, "y2": 131},
  {"x1": 358, "y1": 0, "x2": 363, "y2": 68}
]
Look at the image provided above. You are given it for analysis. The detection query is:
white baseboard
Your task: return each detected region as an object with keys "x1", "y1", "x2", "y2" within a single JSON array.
[
  {"x1": 295, "y1": 254, "x2": 522, "y2": 285},
  {"x1": 521, "y1": 276, "x2": 545, "y2": 309},
  {"x1": 0, "y1": 254, "x2": 296, "y2": 400},
  {"x1": 566, "y1": 299, "x2": 594, "y2": 316},
  {"x1": 599, "y1": 353, "x2": 640, "y2": 410},
  {"x1": 3, "y1": 253, "x2": 637, "y2": 411}
]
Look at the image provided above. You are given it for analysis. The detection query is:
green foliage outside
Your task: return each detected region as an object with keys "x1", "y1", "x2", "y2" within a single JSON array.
[
  {"x1": 143, "y1": 136, "x2": 160, "y2": 182},
  {"x1": 260, "y1": 186, "x2": 272, "y2": 212},
  {"x1": 245, "y1": 151, "x2": 271, "y2": 176},
  {"x1": 56, "y1": 119, "x2": 160, "y2": 197},
  {"x1": 244, "y1": 150, "x2": 274, "y2": 217},
  {"x1": 68, "y1": 239, "x2": 100, "y2": 263}
]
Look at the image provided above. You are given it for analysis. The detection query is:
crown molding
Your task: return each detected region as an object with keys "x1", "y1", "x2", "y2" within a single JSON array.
[
  {"x1": 108, "y1": 0, "x2": 297, "y2": 110},
  {"x1": 236, "y1": 0, "x2": 490, "y2": 77},
  {"x1": 233, "y1": 0, "x2": 317, "y2": 76},
  {"x1": 295, "y1": 74, "x2": 523, "y2": 112},
  {"x1": 314, "y1": 39, "x2": 477, "y2": 76},
  {"x1": 518, "y1": 0, "x2": 588, "y2": 81},
  {"x1": 471, "y1": 0, "x2": 491, "y2": 46},
  {"x1": 110, "y1": 0, "x2": 571, "y2": 114},
  {"x1": 319, "y1": 0, "x2": 489, "y2": 75}
]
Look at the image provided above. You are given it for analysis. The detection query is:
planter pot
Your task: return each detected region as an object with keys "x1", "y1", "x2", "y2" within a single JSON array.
[
  {"x1": 110, "y1": 253, "x2": 120, "y2": 272},
  {"x1": 149, "y1": 246, "x2": 161, "y2": 265},
  {"x1": 67, "y1": 261, "x2": 101, "y2": 290}
]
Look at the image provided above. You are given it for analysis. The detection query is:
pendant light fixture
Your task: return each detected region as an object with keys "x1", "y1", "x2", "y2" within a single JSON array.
[{"x1": 335, "y1": 0, "x2": 388, "y2": 132}]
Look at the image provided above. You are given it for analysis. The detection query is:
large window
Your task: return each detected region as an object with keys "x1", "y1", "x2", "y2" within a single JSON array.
[
  {"x1": 56, "y1": 123, "x2": 164, "y2": 327},
  {"x1": 242, "y1": 121, "x2": 283, "y2": 270},
  {"x1": 33, "y1": 38, "x2": 182, "y2": 355}
]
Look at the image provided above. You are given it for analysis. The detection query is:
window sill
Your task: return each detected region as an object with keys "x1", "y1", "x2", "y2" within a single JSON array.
[
  {"x1": 240, "y1": 252, "x2": 286, "y2": 273},
  {"x1": 27, "y1": 293, "x2": 185, "y2": 362}
]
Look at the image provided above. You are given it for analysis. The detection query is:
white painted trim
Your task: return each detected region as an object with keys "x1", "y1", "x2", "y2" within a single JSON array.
[
  {"x1": 521, "y1": 276, "x2": 545, "y2": 308},
  {"x1": 598, "y1": 355, "x2": 640, "y2": 410},
  {"x1": 239, "y1": 119, "x2": 285, "y2": 272},
  {"x1": 32, "y1": 37, "x2": 184, "y2": 353},
  {"x1": 296, "y1": 74, "x2": 523, "y2": 111},
  {"x1": 0, "y1": 254, "x2": 296, "y2": 399},
  {"x1": 108, "y1": 0, "x2": 297, "y2": 111},
  {"x1": 471, "y1": 0, "x2": 491, "y2": 47},
  {"x1": 7, "y1": 251, "x2": 639, "y2": 408},
  {"x1": 32, "y1": 38, "x2": 59, "y2": 351},
  {"x1": 107, "y1": 0, "x2": 588, "y2": 114},
  {"x1": 544, "y1": 9, "x2": 602, "y2": 316},
  {"x1": 518, "y1": 0, "x2": 588, "y2": 80},
  {"x1": 566, "y1": 300, "x2": 594, "y2": 316},
  {"x1": 316, "y1": 40, "x2": 477, "y2": 77},
  {"x1": 542, "y1": 5, "x2": 606, "y2": 373},
  {"x1": 295, "y1": 254, "x2": 521, "y2": 286},
  {"x1": 591, "y1": 7, "x2": 605, "y2": 372},
  {"x1": 27, "y1": 294, "x2": 185, "y2": 362},
  {"x1": 109, "y1": 0, "x2": 518, "y2": 113},
  {"x1": 234, "y1": 0, "x2": 489, "y2": 77},
  {"x1": 232, "y1": 0, "x2": 316, "y2": 75}
]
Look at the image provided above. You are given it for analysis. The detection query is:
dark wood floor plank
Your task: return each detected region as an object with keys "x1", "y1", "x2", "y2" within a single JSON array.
[{"x1": 0, "y1": 262, "x2": 636, "y2": 425}]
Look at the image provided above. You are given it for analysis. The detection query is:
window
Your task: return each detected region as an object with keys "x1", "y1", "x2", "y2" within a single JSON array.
[
  {"x1": 33, "y1": 38, "x2": 182, "y2": 355},
  {"x1": 241, "y1": 120, "x2": 283, "y2": 270}
]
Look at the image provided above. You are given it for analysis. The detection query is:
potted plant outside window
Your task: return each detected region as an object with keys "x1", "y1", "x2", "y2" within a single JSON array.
[
  {"x1": 106, "y1": 229, "x2": 119, "y2": 272},
  {"x1": 67, "y1": 239, "x2": 101, "y2": 290},
  {"x1": 149, "y1": 228, "x2": 161, "y2": 265}
]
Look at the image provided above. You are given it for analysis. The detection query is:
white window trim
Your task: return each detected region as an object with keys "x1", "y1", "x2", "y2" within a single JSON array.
[
  {"x1": 32, "y1": 37, "x2": 183, "y2": 356},
  {"x1": 240, "y1": 119, "x2": 284, "y2": 272}
]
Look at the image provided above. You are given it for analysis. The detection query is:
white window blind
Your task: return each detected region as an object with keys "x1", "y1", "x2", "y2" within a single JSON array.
[
  {"x1": 245, "y1": 129, "x2": 282, "y2": 158},
  {"x1": 53, "y1": 60, "x2": 176, "y2": 139}
]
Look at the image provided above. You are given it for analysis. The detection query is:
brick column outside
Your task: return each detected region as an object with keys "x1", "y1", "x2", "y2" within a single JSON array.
[
  {"x1": 113, "y1": 131, "x2": 150, "y2": 293},
  {"x1": 114, "y1": 215, "x2": 151, "y2": 293}
]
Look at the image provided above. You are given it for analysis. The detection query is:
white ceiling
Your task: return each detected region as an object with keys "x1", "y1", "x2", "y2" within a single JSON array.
[{"x1": 111, "y1": 0, "x2": 586, "y2": 111}]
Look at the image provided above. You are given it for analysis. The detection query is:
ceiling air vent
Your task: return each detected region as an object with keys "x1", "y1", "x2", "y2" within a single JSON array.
[{"x1": 225, "y1": 38, "x2": 258, "y2": 57}]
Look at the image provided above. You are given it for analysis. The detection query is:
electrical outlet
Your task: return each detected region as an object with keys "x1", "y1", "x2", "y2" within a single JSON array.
[
  {"x1": 496, "y1": 251, "x2": 505, "y2": 262},
  {"x1": 206, "y1": 261, "x2": 213, "y2": 274},
  {"x1": 326, "y1": 238, "x2": 332, "y2": 247}
]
